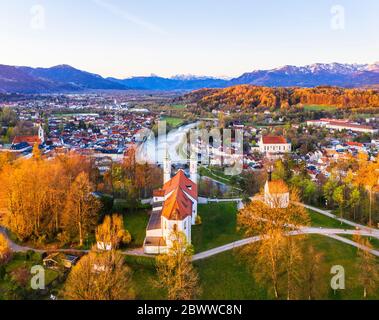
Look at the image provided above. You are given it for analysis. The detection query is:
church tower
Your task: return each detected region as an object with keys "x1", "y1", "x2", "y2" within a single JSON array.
[
  {"x1": 163, "y1": 149, "x2": 171, "y2": 184},
  {"x1": 38, "y1": 125, "x2": 45, "y2": 144},
  {"x1": 190, "y1": 152, "x2": 198, "y2": 184}
]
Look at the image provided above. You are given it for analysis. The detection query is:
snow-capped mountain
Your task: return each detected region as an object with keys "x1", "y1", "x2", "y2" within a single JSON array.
[
  {"x1": 0, "y1": 62, "x2": 378, "y2": 93},
  {"x1": 230, "y1": 62, "x2": 379, "y2": 87}
]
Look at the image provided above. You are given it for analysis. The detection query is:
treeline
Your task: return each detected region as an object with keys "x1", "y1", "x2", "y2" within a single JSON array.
[
  {"x1": 272, "y1": 153, "x2": 379, "y2": 226},
  {"x1": 0, "y1": 147, "x2": 163, "y2": 246},
  {"x1": 0, "y1": 151, "x2": 101, "y2": 245},
  {"x1": 180, "y1": 85, "x2": 379, "y2": 111}
]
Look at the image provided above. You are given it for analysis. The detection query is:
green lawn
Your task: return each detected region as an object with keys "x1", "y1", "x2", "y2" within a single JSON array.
[
  {"x1": 124, "y1": 235, "x2": 379, "y2": 300},
  {"x1": 303, "y1": 104, "x2": 338, "y2": 112},
  {"x1": 123, "y1": 210, "x2": 150, "y2": 248},
  {"x1": 339, "y1": 234, "x2": 379, "y2": 250},
  {"x1": 199, "y1": 166, "x2": 233, "y2": 184},
  {"x1": 161, "y1": 116, "x2": 184, "y2": 128},
  {"x1": 309, "y1": 210, "x2": 353, "y2": 229},
  {"x1": 192, "y1": 202, "x2": 243, "y2": 253},
  {"x1": 124, "y1": 256, "x2": 164, "y2": 300},
  {"x1": 191, "y1": 205, "x2": 354, "y2": 254}
]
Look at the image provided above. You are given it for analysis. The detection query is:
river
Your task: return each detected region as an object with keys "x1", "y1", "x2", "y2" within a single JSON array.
[{"x1": 136, "y1": 122, "x2": 198, "y2": 164}]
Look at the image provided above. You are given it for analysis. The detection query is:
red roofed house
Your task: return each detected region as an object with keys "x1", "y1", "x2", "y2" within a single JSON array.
[
  {"x1": 346, "y1": 141, "x2": 365, "y2": 152},
  {"x1": 144, "y1": 153, "x2": 198, "y2": 254},
  {"x1": 259, "y1": 135, "x2": 291, "y2": 155},
  {"x1": 12, "y1": 125, "x2": 45, "y2": 146}
]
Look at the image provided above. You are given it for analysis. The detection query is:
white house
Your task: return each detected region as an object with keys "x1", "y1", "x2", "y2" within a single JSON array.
[
  {"x1": 307, "y1": 119, "x2": 378, "y2": 135},
  {"x1": 144, "y1": 155, "x2": 198, "y2": 255},
  {"x1": 264, "y1": 176, "x2": 290, "y2": 209},
  {"x1": 259, "y1": 136, "x2": 292, "y2": 154}
]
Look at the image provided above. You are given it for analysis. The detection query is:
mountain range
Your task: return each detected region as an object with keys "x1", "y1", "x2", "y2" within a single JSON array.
[{"x1": 0, "y1": 62, "x2": 378, "y2": 93}]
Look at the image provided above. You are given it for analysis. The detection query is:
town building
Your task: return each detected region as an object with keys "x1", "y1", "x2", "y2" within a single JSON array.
[
  {"x1": 143, "y1": 154, "x2": 198, "y2": 255},
  {"x1": 307, "y1": 118, "x2": 378, "y2": 134},
  {"x1": 258, "y1": 135, "x2": 292, "y2": 155}
]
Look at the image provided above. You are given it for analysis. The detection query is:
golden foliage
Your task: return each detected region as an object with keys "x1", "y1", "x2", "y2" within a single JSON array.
[
  {"x1": 63, "y1": 250, "x2": 135, "y2": 300},
  {"x1": 62, "y1": 172, "x2": 101, "y2": 246},
  {"x1": 0, "y1": 153, "x2": 99, "y2": 243},
  {"x1": 155, "y1": 231, "x2": 201, "y2": 300},
  {"x1": 0, "y1": 233, "x2": 12, "y2": 265},
  {"x1": 187, "y1": 85, "x2": 379, "y2": 111},
  {"x1": 96, "y1": 214, "x2": 131, "y2": 249}
]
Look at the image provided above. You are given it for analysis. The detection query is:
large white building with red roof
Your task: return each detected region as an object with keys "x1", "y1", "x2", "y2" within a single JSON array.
[
  {"x1": 143, "y1": 155, "x2": 198, "y2": 254},
  {"x1": 259, "y1": 135, "x2": 292, "y2": 155},
  {"x1": 307, "y1": 118, "x2": 378, "y2": 134}
]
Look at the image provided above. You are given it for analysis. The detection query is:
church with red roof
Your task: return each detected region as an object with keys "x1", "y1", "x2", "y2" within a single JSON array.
[
  {"x1": 143, "y1": 153, "x2": 198, "y2": 254},
  {"x1": 258, "y1": 135, "x2": 292, "y2": 157}
]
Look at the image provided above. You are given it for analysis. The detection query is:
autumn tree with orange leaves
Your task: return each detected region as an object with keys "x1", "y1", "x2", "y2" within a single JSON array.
[
  {"x1": 0, "y1": 153, "x2": 100, "y2": 244},
  {"x1": 64, "y1": 249, "x2": 135, "y2": 300},
  {"x1": 63, "y1": 172, "x2": 101, "y2": 247},
  {"x1": 96, "y1": 214, "x2": 131, "y2": 249}
]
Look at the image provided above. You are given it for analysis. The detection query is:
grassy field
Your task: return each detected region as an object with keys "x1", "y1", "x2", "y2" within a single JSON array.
[
  {"x1": 191, "y1": 204, "x2": 356, "y2": 254},
  {"x1": 123, "y1": 210, "x2": 150, "y2": 248},
  {"x1": 308, "y1": 210, "x2": 354, "y2": 229},
  {"x1": 192, "y1": 202, "x2": 243, "y2": 253},
  {"x1": 161, "y1": 116, "x2": 184, "y2": 128},
  {"x1": 124, "y1": 234, "x2": 379, "y2": 300},
  {"x1": 170, "y1": 104, "x2": 187, "y2": 110},
  {"x1": 338, "y1": 234, "x2": 379, "y2": 250},
  {"x1": 303, "y1": 104, "x2": 338, "y2": 112}
]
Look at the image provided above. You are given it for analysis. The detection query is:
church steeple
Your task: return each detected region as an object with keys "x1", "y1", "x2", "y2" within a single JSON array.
[
  {"x1": 190, "y1": 151, "x2": 198, "y2": 184},
  {"x1": 163, "y1": 148, "x2": 171, "y2": 184},
  {"x1": 38, "y1": 125, "x2": 45, "y2": 144}
]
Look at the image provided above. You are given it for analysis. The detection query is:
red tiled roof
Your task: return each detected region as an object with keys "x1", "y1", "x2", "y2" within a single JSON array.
[
  {"x1": 262, "y1": 136, "x2": 288, "y2": 145},
  {"x1": 12, "y1": 136, "x2": 41, "y2": 145},
  {"x1": 347, "y1": 141, "x2": 364, "y2": 147},
  {"x1": 155, "y1": 170, "x2": 198, "y2": 221},
  {"x1": 162, "y1": 170, "x2": 198, "y2": 200},
  {"x1": 162, "y1": 188, "x2": 193, "y2": 221}
]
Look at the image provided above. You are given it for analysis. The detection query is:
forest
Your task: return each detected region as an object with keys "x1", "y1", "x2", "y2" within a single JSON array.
[{"x1": 179, "y1": 85, "x2": 379, "y2": 112}]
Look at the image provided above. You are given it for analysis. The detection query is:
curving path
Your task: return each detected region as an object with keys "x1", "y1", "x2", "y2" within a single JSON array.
[
  {"x1": 2, "y1": 203, "x2": 379, "y2": 262},
  {"x1": 192, "y1": 227, "x2": 379, "y2": 261}
]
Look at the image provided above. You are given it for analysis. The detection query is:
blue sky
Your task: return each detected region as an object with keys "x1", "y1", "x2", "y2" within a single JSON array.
[{"x1": 0, "y1": 0, "x2": 378, "y2": 78}]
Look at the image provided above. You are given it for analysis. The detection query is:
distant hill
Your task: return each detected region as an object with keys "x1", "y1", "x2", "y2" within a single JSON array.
[
  {"x1": 179, "y1": 85, "x2": 379, "y2": 111},
  {"x1": 19, "y1": 65, "x2": 127, "y2": 90},
  {"x1": 0, "y1": 65, "x2": 78, "y2": 94},
  {"x1": 0, "y1": 62, "x2": 378, "y2": 93}
]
